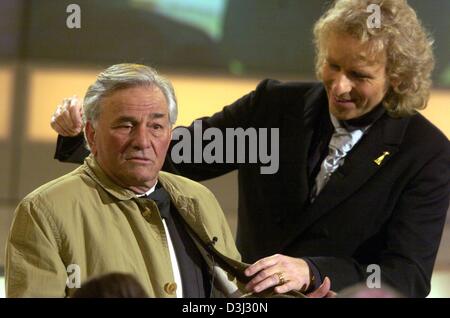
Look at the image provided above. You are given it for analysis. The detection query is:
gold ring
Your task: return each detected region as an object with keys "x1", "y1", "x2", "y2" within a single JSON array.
[{"x1": 275, "y1": 271, "x2": 286, "y2": 285}]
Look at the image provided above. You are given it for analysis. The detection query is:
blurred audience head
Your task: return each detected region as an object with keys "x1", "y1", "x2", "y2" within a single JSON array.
[{"x1": 337, "y1": 282, "x2": 404, "y2": 298}]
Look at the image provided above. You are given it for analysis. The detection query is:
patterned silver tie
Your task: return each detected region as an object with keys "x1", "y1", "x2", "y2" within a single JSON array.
[{"x1": 313, "y1": 115, "x2": 365, "y2": 198}]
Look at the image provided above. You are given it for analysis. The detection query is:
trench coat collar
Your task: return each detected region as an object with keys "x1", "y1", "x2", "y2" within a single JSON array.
[{"x1": 83, "y1": 155, "x2": 209, "y2": 239}]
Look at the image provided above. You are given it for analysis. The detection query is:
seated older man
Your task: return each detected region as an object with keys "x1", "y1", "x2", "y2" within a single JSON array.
[{"x1": 6, "y1": 64, "x2": 313, "y2": 298}]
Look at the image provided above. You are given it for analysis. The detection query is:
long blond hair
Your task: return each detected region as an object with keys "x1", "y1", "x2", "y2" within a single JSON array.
[{"x1": 314, "y1": 0, "x2": 435, "y2": 117}]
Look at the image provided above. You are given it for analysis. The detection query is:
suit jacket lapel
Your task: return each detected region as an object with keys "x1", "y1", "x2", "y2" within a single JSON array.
[
  {"x1": 301, "y1": 85, "x2": 329, "y2": 202},
  {"x1": 282, "y1": 113, "x2": 410, "y2": 250},
  {"x1": 280, "y1": 84, "x2": 328, "y2": 219}
]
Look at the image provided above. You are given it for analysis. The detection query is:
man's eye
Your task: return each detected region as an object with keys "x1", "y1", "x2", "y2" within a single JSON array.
[
  {"x1": 152, "y1": 124, "x2": 163, "y2": 129},
  {"x1": 329, "y1": 63, "x2": 339, "y2": 70},
  {"x1": 115, "y1": 124, "x2": 133, "y2": 130},
  {"x1": 351, "y1": 72, "x2": 369, "y2": 79}
]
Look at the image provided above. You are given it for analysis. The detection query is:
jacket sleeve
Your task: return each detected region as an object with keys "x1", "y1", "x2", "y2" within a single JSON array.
[
  {"x1": 163, "y1": 79, "x2": 281, "y2": 181},
  {"x1": 6, "y1": 199, "x2": 68, "y2": 297},
  {"x1": 307, "y1": 148, "x2": 450, "y2": 297},
  {"x1": 54, "y1": 134, "x2": 89, "y2": 164}
]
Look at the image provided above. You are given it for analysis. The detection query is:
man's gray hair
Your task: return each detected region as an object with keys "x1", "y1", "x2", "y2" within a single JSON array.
[{"x1": 83, "y1": 63, "x2": 178, "y2": 127}]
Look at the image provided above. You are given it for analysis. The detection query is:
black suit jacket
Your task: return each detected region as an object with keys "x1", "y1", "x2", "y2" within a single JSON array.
[{"x1": 55, "y1": 80, "x2": 450, "y2": 297}]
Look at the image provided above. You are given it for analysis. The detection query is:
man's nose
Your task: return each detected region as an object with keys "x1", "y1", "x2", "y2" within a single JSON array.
[
  {"x1": 332, "y1": 73, "x2": 353, "y2": 96},
  {"x1": 132, "y1": 125, "x2": 151, "y2": 149}
]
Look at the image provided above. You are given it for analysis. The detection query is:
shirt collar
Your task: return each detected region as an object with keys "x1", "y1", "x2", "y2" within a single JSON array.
[
  {"x1": 136, "y1": 182, "x2": 158, "y2": 197},
  {"x1": 341, "y1": 104, "x2": 386, "y2": 130}
]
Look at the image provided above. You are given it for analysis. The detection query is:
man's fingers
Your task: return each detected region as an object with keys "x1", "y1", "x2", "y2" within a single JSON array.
[
  {"x1": 247, "y1": 272, "x2": 281, "y2": 293},
  {"x1": 245, "y1": 254, "x2": 280, "y2": 276},
  {"x1": 68, "y1": 96, "x2": 84, "y2": 129},
  {"x1": 51, "y1": 118, "x2": 73, "y2": 137},
  {"x1": 325, "y1": 291, "x2": 338, "y2": 298},
  {"x1": 274, "y1": 280, "x2": 297, "y2": 294},
  {"x1": 54, "y1": 104, "x2": 63, "y2": 117},
  {"x1": 307, "y1": 276, "x2": 331, "y2": 298},
  {"x1": 57, "y1": 110, "x2": 79, "y2": 136},
  {"x1": 245, "y1": 267, "x2": 278, "y2": 291},
  {"x1": 60, "y1": 103, "x2": 76, "y2": 128},
  {"x1": 247, "y1": 270, "x2": 309, "y2": 295},
  {"x1": 53, "y1": 103, "x2": 77, "y2": 136},
  {"x1": 245, "y1": 255, "x2": 314, "y2": 295},
  {"x1": 50, "y1": 97, "x2": 84, "y2": 136},
  {"x1": 306, "y1": 276, "x2": 331, "y2": 298}
]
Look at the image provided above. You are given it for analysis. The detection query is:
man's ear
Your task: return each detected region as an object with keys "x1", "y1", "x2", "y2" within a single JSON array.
[{"x1": 85, "y1": 121, "x2": 97, "y2": 155}]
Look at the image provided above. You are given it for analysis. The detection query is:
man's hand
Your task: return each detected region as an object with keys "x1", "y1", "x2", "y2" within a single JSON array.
[
  {"x1": 306, "y1": 277, "x2": 337, "y2": 298},
  {"x1": 244, "y1": 254, "x2": 312, "y2": 294},
  {"x1": 50, "y1": 96, "x2": 84, "y2": 136}
]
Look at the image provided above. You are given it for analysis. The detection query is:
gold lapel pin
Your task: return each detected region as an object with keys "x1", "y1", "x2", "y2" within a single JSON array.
[{"x1": 374, "y1": 151, "x2": 390, "y2": 166}]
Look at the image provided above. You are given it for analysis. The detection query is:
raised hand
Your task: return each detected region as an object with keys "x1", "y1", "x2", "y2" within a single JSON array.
[{"x1": 50, "y1": 96, "x2": 84, "y2": 136}]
